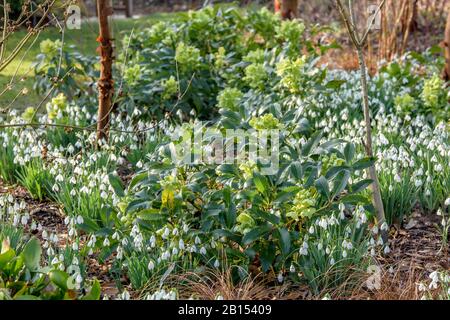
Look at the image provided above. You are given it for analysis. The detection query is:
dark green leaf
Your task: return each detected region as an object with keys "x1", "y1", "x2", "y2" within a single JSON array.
[
  {"x1": 315, "y1": 176, "x2": 330, "y2": 199},
  {"x1": 108, "y1": 174, "x2": 125, "y2": 197},
  {"x1": 21, "y1": 238, "x2": 41, "y2": 271},
  {"x1": 242, "y1": 225, "x2": 271, "y2": 246}
]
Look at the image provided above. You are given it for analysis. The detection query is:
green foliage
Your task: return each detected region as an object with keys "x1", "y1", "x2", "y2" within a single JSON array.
[
  {"x1": 33, "y1": 39, "x2": 98, "y2": 103},
  {"x1": 16, "y1": 159, "x2": 53, "y2": 201},
  {"x1": 117, "y1": 6, "x2": 313, "y2": 122},
  {"x1": 379, "y1": 168, "x2": 418, "y2": 225},
  {"x1": 0, "y1": 132, "x2": 19, "y2": 184},
  {"x1": 0, "y1": 237, "x2": 100, "y2": 300}
]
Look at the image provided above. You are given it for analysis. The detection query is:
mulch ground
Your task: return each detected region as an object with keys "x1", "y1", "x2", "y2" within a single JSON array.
[{"x1": 386, "y1": 212, "x2": 449, "y2": 273}]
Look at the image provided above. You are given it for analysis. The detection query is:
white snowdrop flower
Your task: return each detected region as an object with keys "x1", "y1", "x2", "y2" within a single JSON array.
[
  {"x1": 67, "y1": 144, "x2": 75, "y2": 154},
  {"x1": 116, "y1": 247, "x2": 123, "y2": 260},
  {"x1": 194, "y1": 236, "x2": 201, "y2": 245},
  {"x1": 299, "y1": 242, "x2": 308, "y2": 256},
  {"x1": 445, "y1": 198, "x2": 450, "y2": 206},
  {"x1": 199, "y1": 246, "x2": 207, "y2": 255},
  {"x1": 394, "y1": 174, "x2": 401, "y2": 183},
  {"x1": 162, "y1": 227, "x2": 170, "y2": 239},
  {"x1": 435, "y1": 164, "x2": 443, "y2": 172},
  {"x1": 377, "y1": 237, "x2": 384, "y2": 246},
  {"x1": 88, "y1": 235, "x2": 96, "y2": 246},
  {"x1": 103, "y1": 238, "x2": 110, "y2": 246},
  {"x1": 76, "y1": 215, "x2": 84, "y2": 224},
  {"x1": 64, "y1": 216, "x2": 70, "y2": 225},
  {"x1": 52, "y1": 184, "x2": 60, "y2": 192},
  {"x1": 325, "y1": 247, "x2": 331, "y2": 255},
  {"x1": 172, "y1": 247, "x2": 178, "y2": 255},
  {"x1": 436, "y1": 209, "x2": 442, "y2": 216},
  {"x1": 30, "y1": 221, "x2": 37, "y2": 231},
  {"x1": 112, "y1": 232, "x2": 119, "y2": 240},
  {"x1": 381, "y1": 222, "x2": 389, "y2": 231},
  {"x1": 178, "y1": 239, "x2": 185, "y2": 250},
  {"x1": 100, "y1": 191, "x2": 108, "y2": 199},
  {"x1": 317, "y1": 242, "x2": 323, "y2": 251},
  {"x1": 183, "y1": 224, "x2": 189, "y2": 233},
  {"x1": 429, "y1": 271, "x2": 439, "y2": 283},
  {"x1": 417, "y1": 167, "x2": 424, "y2": 176},
  {"x1": 47, "y1": 247, "x2": 54, "y2": 256},
  {"x1": 148, "y1": 260, "x2": 155, "y2": 271},
  {"x1": 55, "y1": 174, "x2": 64, "y2": 182},
  {"x1": 330, "y1": 258, "x2": 335, "y2": 265},
  {"x1": 214, "y1": 259, "x2": 220, "y2": 268},
  {"x1": 120, "y1": 290, "x2": 130, "y2": 300},
  {"x1": 342, "y1": 250, "x2": 347, "y2": 258},
  {"x1": 308, "y1": 226, "x2": 314, "y2": 234},
  {"x1": 161, "y1": 250, "x2": 170, "y2": 260},
  {"x1": 172, "y1": 228, "x2": 179, "y2": 236},
  {"x1": 277, "y1": 273, "x2": 284, "y2": 283},
  {"x1": 51, "y1": 257, "x2": 59, "y2": 265},
  {"x1": 318, "y1": 218, "x2": 328, "y2": 229},
  {"x1": 42, "y1": 230, "x2": 48, "y2": 239},
  {"x1": 414, "y1": 179, "x2": 422, "y2": 187},
  {"x1": 13, "y1": 215, "x2": 19, "y2": 226},
  {"x1": 289, "y1": 264, "x2": 296, "y2": 273},
  {"x1": 441, "y1": 218, "x2": 446, "y2": 227},
  {"x1": 21, "y1": 215, "x2": 28, "y2": 226},
  {"x1": 72, "y1": 242, "x2": 78, "y2": 251},
  {"x1": 360, "y1": 212, "x2": 367, "y2": 224},
  {"x1": 372, "y1": 225, "x2": 379, "y2": 235},
  {"x1": 136, "y1": 161, "x2": 143, "y2": 168},
  {"x1": 383, "y1": 245, "x2": 391, "y2": 254},
  {"x1": 425, "y1": 189, "x2": 431, "y2": 196},
  {"x1": 370, "y1": 248, "x2": 376, "y2": 256}
]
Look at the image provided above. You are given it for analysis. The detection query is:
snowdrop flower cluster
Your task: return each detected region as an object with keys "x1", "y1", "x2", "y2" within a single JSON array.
[
  {"x1": 418, "y1": 270, "x2": 450, "y2": 300},
  {"x1": 114, "y1": 219, "x2": 222, "y2": 289},
  {"x1": 0, "y1": 195, "x2": 88, "y2": 290},
  {"x1": 145, "y1": 288, "x2": 178, "y2": 300}
]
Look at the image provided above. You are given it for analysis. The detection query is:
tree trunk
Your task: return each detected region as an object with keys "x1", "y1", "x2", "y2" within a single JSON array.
[
  {"x1": 125, "y1": 0, "x2": 133, "y2": 18},
  {"x1": 274, "y1": 0, "x2": 281, "y2": 14},
  {"x1": 96, "y1": 0, "x2": 114, "y2": 143},
  {"x1": 280, "y1": 0, "x2": 298, "y2": 20},
  {"x1": 443, "y1": 11, "x2": 450, "y2": 82}
]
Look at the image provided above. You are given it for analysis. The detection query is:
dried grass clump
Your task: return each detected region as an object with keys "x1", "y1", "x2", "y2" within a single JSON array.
[{"x1": 326, "y1": 261, "x2": 424, "y2": 300}]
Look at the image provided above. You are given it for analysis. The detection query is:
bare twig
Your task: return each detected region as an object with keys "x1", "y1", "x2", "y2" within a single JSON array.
[{"x1": 334, "y1": 0, "x2": 388, "y2": 242}]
